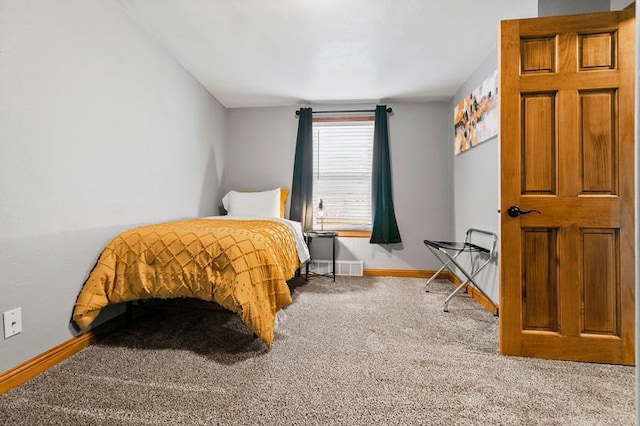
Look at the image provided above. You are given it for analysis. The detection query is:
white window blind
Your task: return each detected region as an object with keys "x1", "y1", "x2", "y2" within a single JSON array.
[{"x1": 312, "y1": 120, "x2": 374, "y2": 231}]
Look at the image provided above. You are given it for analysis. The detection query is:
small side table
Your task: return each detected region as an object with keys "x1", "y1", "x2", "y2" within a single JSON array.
[{"x1": 304, "y1": 231, "x2": 337, "y2": 282}]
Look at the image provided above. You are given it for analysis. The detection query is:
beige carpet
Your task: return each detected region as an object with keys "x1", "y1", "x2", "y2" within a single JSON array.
[{"x1": 0, "y1": 276, "x2": 635, "y2": 425}]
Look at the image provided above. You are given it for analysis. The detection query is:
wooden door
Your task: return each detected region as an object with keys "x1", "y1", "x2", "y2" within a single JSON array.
[{"x1": 499, "y1": 5, "x2": 635, "y2": 365}]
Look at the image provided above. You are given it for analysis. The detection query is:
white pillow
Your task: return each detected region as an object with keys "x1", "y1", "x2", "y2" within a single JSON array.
[{"x1": 222, "y1": 188, "x2": 281, "y2": 218}]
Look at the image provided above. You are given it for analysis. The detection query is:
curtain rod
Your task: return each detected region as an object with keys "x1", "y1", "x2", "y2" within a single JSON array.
[{"x1": 295, "y1": 107, "x2": 392, "y2": 116}]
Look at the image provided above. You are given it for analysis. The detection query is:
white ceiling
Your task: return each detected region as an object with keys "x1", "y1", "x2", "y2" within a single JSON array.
[{"x1": 117, "y1": 0, "x2": 538, "y2": 108}]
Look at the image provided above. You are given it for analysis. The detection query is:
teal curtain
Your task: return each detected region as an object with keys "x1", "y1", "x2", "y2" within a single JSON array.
[
  {"x1": 290, "y1": 107, "x2": 313, "y2": 231},
  {"x1": 370, "y1": 105, "x2": 402, "y2": 244}
]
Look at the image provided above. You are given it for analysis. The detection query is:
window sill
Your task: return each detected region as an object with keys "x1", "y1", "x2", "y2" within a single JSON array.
[
  {"x1": 336, "y1": 231, "x2": 371, "y2": 238},
  {"x1": 311, "y1": 229, "x2": 371, "y2": 238}
]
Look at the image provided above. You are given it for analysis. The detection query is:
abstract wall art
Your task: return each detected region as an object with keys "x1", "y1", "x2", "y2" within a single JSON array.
[{"x1": 454, "y1": 70, "x2": 499, "y2": 155}]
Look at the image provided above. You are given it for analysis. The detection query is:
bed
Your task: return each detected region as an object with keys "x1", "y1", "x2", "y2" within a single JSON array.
[{"x1": 72, "y1": 189, "x2": 310, "y2": 347}]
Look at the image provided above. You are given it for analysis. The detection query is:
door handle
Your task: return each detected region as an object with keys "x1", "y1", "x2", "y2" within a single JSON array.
[{"x1": 507, "y1": 206, "x2": 541, "y2": 218}]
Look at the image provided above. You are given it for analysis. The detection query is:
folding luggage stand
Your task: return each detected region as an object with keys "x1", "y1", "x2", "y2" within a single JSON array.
[{"x1": 424, "y1": 228, "x2": 498, "y2": 315}]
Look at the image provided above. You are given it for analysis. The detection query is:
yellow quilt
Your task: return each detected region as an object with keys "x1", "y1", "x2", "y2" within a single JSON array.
[{"x1": 72, "y1": 218, "x2": 299, "y2": 346}]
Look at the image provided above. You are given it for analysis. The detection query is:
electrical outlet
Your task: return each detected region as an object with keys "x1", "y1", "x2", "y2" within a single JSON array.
[{"x1": 3, "y1": 307, "x2": 22, "y2": 339}]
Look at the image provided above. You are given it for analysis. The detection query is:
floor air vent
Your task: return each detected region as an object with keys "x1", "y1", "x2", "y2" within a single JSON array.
[{"x1": 309, "y1": 260, "x2": 364, "y2": 277}]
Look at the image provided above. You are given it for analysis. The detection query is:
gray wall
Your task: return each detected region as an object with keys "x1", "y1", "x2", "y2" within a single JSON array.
[
  {"x1": 224, "y1": 106, "x2": 298, "y2": 194},
  {"x1": 450, "y1": 49, "x2": 500, "y2": 303},
  {"x1": 224, "y1": 102, "x2": 453, "y2": 271},
  {"x1": 538, "y1": 0, "x2": 610, "y2": 16},
  {"x1": 0, "y1": 0, "x2": 226, "y2": 373},
  {"x1": 610, "y1": 0, "x2": 634, "y2": 10}
]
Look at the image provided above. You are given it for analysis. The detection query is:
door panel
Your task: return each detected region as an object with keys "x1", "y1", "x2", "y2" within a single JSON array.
[
  {"x1": 521, "y1": 94, "x2": 557, "y2": 194},
  {"x1": 581, "y1": 229, "x2": 619, "y2": 335},
  {"x1": 521, "y1": 37, "x2": 556, "y2": 73},
  {"x1": 522, "y1": 228, "x2": 559, "y2": 331},
  {"x1": 579, "y1": 90, "x2": 617, "y2": 194},
  {"x1": 579, "y1": 32, "x2": 616, "y2": 70},
  {"x1": 500, "y1": 5, "x2": 635, "y2": 365}
]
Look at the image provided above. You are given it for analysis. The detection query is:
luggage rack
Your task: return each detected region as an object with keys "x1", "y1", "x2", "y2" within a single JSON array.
[{"x1": 424, "y1": 228, "x2": 498, "y2": 315}]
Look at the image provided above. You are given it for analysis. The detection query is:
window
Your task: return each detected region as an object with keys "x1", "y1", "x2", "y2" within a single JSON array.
[{"x1": 312, "y1": 119, "x2": 374, "y2": 231}]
